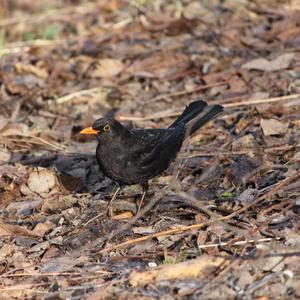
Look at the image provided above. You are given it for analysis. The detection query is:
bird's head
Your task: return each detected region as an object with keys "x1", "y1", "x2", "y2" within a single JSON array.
[{"x1": 80, "y1": 117, "x2": 127, "y2": 141}]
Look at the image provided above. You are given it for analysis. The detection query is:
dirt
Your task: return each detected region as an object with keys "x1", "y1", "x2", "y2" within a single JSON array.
[{"x1": 0, "y1": 1, "x2": 300, "y2": 299}]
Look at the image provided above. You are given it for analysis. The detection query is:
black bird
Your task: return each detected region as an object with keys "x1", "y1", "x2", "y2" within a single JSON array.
[{"x1": 80, "y1": 100, "x2": 223, "y2": 211}]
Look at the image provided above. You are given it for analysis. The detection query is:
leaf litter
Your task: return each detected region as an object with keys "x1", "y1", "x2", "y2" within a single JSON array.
[{"x1": 0, "y1": 0, "x2": 300, "y2": 299}]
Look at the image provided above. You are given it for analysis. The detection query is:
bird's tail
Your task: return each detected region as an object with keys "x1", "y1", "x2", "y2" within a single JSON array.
[{"x1": 169, "y1": 100, "x2": 223, "y2": 137}]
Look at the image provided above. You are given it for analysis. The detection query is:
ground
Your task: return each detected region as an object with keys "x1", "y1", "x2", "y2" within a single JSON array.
[{"x1": 0, "y1": 0, "x2": 300, "y2": 299}]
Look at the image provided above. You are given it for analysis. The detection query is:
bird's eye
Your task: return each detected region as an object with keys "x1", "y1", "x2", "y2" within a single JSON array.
[{"x1": 104, "y1": 124, "x2": 111, "y2": 132}]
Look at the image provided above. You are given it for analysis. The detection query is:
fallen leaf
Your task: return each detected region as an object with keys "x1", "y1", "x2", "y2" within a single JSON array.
[
  {"x1": 40, "y1": 255, "x2": 87, "y2": 273},
  {"x1": 15, "y1": 62, "x2": 48, "y2": 78},
  {"x1": 6, "y1": 199, "x2": 43, "y2": 216},
  {"x1": 41, "y1": 194, "x2": 77, "y2": 213},
  {"x1": 231, "y1": 134, "x2": 257, "y2": 151},
  {"x1": 237, "y1": 269, "x2": 254, "y2": 288},
  {"x1": 0, "y1": 244, "x2": 15, "y2": 259},
  {"x1": 236, "y1": 188, "x2": 258, "y2": 203},
  {"x1": 32, "y1": 221, "x2": 55, "y2": 237},
  {"x1": 242, "y1": 53, "x2": 296, "y2": 71},
  {"x1": 0, "y1": 224, "x2": 39, "y2": 237},
  {"x1": 132, "y1": 226, "x2": 156, "y2": 235},
  {"x1": 22, "y1": 168, "x2": 57, "y2": 195},
  {"x1": 262, "y1": 256, "x2": 285, "y2": 272},
  {"x1": 90, "y1": 59, "x2": 124, "y2": 78},
  {"x1": 0, "y1": 149, "x2": 11, "y2": 164},
  {"x1": 129, "y1": 255, "x2": 227, "y2": 286},
  {"x1": 260, "y1": 119, "x2": 287, "y2": 136},
  {"x1": 111, "y1": 211, "x2": 134, "y2": 220}
]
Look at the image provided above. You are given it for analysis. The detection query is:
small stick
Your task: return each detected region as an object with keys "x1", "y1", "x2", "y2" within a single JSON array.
[
  {"x1": 56, "y1": 87, "x2": 108, "y2": 104},
  {"x1": 118, "y1": 93, "x2": 300, "y2": 122},
  {"x1": 197, "y1": 237, "x2": 281, "y2": 249},
  {"x1": 99, "y1": 170, "x2": 300, "y2": 253},
  {"x1": 223, "y1": 93, "x2": 300, "y2": 108}
]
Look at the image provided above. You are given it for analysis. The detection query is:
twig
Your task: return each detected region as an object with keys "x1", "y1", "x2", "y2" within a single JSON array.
[
  {"x1": 197, "y1": 237, "x2": 282, "y2": 249},
  {"x1": 106, "y1": 191, "x2": 164, "y2": 242},
  {"x1": 99, "y1": 170, "x2": 300, "y2": 253},
  {"x1": 178, "y1": 150, "x2": 250, "y2": 158},
  {"x1": 0, "y1": 39, "x2": 62, "y2": 57},
  {"x1": 118, "y1": 93, "x2": 300, "y2": 122},
  {"x1": 0, "y1": 270, "x2": 111, "y2": 278},
  {"x1": 0, "y1": 135, "x2": 66, "y2": 151},
  {"x1": 56, "y1": 87, "x2": 110, "y2": 104},
  {"x1": 223, "y1": 93, "x2": 300, "y2": 107},
  {"x1": 84, "y1": 212, "x2": 106, "y2": 226}
]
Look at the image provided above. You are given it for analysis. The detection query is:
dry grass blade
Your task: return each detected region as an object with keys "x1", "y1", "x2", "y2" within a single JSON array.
[
  {"x1": 56, "y1": 87, "x2": 112, "y2": 104},
  {"x1": 223, "y1": 93, "x2": 300, "y2": 108},
  {"x1": 0, "y1": 40, "x2": 62, "y2": 57},
  {"x1": 197, "y1": 237, "x2": 282, "y2": 249},
  {"x1": 0, "y1": 135, "x2": 66, "y2": 152}
]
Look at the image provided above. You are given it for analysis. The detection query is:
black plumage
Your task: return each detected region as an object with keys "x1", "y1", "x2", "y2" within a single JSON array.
[{"x1": 81, "y1": 100, "x2": 223, "y2": 206}]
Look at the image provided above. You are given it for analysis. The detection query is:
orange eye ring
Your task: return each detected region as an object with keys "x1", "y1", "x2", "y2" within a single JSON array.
[{"x1": 104, "y1": 124, "x2": 111, "y2": 132}]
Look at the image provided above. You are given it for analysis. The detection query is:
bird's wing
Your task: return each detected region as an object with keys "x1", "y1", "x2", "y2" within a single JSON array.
[
  {"x1": 126, "y1": 129, "x2": 167, "y2": 161},
  {"x1": 123, "y1": 126, "x2": 184, "y2": 180},
  {"x1": 139, "y1": 126, "x2": 184, "y2": 167}
]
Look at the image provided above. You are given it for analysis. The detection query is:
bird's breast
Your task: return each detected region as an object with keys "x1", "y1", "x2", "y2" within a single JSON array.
[{"x1": 96, "y1": 142, "x2": 130, "y2": 182}]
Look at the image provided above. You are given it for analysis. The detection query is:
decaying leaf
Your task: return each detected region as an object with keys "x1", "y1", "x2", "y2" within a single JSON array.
[
  {"x1": 242, "y1": 53, "x2": 296, "y2": 71},
  {"x1": 0, "y1": 224, "x2": 39, "y2": 237},
  {"x1": 0, "y1": 1, "x2": 300, "y2": 299},
  {"x1": 21, "y1": 167, "x2": 57, "y2": 195},
  {"x1": 129, "y1": 255, "x2": 227, "y2": 287},
  {"x1": 15, "y1": 62, "x2": 48, "y2": 78},
  {"x1": 90, "y1": 59, "x2": 124, "y2": 78},
  {"x1": 260, "y1": 119, "x2": 287, "y2": 136},
  {"x1": 32, "y1": 220, "x2": 55, "y2": 237}
]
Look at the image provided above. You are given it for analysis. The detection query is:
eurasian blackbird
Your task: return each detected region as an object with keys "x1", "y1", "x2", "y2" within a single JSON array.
[{"x1": 80, "y1": 100, "x2": 223, "y2": 208}]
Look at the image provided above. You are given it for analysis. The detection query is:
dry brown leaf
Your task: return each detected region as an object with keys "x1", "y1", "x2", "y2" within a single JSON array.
[
  {"x1": 0, "y1": 224, "x2": 39, "y2": 237},
  {"x1": 231, "y1": 134, "x2": 257, "y2": 151},
  {"x1": 41, "y1": 256, "x2": 87, "y2": 273},
  {"x1": 41, "y1": 194, "x2": 77, "y2": 213},
  {"x1": 0, "y1": 244, "x2": 15, "y2": 259},
  {"x1": 20, "y1": 168, "x2": 57, "y2": 195},
  {"x1": 111, "y1": 211, "x2": 134, "y2": 220},
  {"x1": 0, "y1": 149, "x2": 11, "y2": 164},
  {"x1": 90, "y1": 59, "x2": 124, "y2": 78},
  {"x1": 242, "y1": 53, "x2": 296, "y2": 71},
  {"x1": 129, "y1": 255, "x2": 227, "y2": 287},
  {"x1": 132, "y1": 226, "x2": 156, "y2": 235},
  {"x1": 260, "y1": 119, "x2": 287, "y2": 136},
  {"x1": 15, "y1": 62, "x2": 48, "y2": 78},
  {"x1": 32, "y1": 220, "x2": 55, "y2": 237}
]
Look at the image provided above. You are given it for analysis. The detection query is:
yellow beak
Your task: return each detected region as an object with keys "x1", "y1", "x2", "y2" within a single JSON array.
[{"x1": 80, "y1": 127, "x2": 99, "y2": 135}]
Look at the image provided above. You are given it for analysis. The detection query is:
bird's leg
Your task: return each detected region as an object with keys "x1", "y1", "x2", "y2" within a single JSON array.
[
  {"x1": 137, "y1": 182, "x2": 148, "y2": 213},
  {"x1": 108, "y1": 186, "x2": 121, "y2": 217}
]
